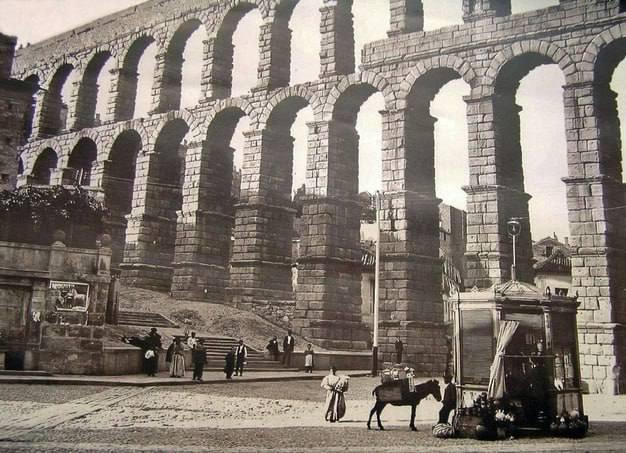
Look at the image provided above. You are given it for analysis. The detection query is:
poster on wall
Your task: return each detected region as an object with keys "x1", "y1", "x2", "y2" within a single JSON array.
[{"x1": 50, "y1": 281, "x2": 90, "y2": 312}]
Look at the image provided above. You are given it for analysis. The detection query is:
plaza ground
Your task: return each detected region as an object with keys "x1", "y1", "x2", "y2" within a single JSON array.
[{"x1": 0, "y1": 376, "x2": 625, "y2": 452}]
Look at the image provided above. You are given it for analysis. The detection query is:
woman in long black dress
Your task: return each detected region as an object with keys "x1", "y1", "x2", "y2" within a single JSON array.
[{"x1": 224, "y1": 346, "x2": 236, "y2": 379}]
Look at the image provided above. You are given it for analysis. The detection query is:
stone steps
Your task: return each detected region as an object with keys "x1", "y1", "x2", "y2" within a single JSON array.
[
  {"x1": 117, "y1": 311, "x2": 178, "y2": 328},
  {"x1": 190, "y1": 335, "x2": 285, "y2": 370}
]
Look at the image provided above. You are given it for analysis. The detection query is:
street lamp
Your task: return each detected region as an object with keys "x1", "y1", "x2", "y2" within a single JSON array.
[
  {"x1": 371, "y1": 191, "x2": 382, "y2": 376},
  {"x1": 507, "y1": 218, "x2": 521, "y2": 282}
]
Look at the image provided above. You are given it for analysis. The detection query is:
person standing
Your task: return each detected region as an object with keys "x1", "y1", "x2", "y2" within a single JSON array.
[
  {"x1": 192, "y1": 339, "x2": 206, "y2": 382},
  {"x1": 438, "y1": 374, "x2": 457, "y2": 424},
  {"x1": 165, "y1": 339, "x2": 175, "y2": 367},
  {"x1": 394, "y1": 337, "x2": 404, "y2": 364},
  {"x1": 145, "y1": 328, "x2": 162, "y2": 377},
  {"x1": 224, "y1": 346, "x2": 236, "y2": 379},
  {"x1": 169, "y1": 337, "x2": 185, "y2": 378},
  {"x1": 283, "y1": 330, "x2": 295, "y2": 367},
  {"x1": 187, "y1": 331, "x2": 198, "y2": 350},
  {"x1": 266, "y1": 336, "x2": 280, "y2": 361},
  {"x1": 321, "y1": 366, "x2": 349, "y2": 422},
  {"x1": 304, "y1": 343, "x2": 314, "y2": 373},
  {"x1": 234, "y1": 339, "x2": 248, "y2": 376}
]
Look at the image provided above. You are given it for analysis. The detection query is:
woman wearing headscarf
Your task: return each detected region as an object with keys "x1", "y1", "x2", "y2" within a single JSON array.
[
  {"x1": 321, "y1": 366, "x2": 349, "y2": 422},
  {"x1": 169, "y1": 337, "x2": 185, "y2": 378}
]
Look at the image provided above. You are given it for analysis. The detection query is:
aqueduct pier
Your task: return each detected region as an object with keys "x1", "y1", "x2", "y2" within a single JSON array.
[{"x1": 8, "y1": 0, "x2": 626, "y2": 392}]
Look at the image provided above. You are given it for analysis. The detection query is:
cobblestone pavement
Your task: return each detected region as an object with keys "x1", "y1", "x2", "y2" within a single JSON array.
[{"x1": 0, "y1": 379, "x2": 625, "y2": 451}]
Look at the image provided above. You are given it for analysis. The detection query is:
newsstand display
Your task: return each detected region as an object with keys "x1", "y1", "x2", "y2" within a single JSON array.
[{"x1": 452, "y1": 280, "x2": 588, "y2": 440}]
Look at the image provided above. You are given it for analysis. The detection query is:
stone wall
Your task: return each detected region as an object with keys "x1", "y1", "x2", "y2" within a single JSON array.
[
  {"x1": 0, "y1": 33, "x2": 32, "y2": 191},
  {"x1": 0, "y1": 239, "x2": 112, "y2": 374},
  {"x1": 7, "y1": 0, "x2": 626, "y2": 390}
]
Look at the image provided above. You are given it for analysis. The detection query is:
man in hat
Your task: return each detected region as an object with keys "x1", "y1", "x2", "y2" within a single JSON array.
[
  {"x1": 234, "y1": 339, "x2": 248, "y2": 376},
  {"x1": 144, "y1": 328, "x2": 162, "y2": 377},
  {"x1": 192, "y1": 339, "x2": 207, "y2": 381},
  {"x1": 438, "y1": 374, "x2": 456, "y2": 424}
]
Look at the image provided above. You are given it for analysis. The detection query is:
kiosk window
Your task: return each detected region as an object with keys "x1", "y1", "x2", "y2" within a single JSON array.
[{"x1": 461, "y1": 309, "x2": 493, "y2": 385}]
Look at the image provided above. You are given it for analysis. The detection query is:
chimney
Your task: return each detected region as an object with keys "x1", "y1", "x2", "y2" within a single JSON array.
[{"x1": 564, "y1": 236, "x2": 569, "y2": 247}]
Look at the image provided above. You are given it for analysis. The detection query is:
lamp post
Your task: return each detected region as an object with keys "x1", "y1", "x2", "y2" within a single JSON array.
[
  {"x1": 371, "y1": 191, "x2": 381, "y2": 376},
  {"x1": 507, "y1": 218, "x2": 521, "y2": 282}
]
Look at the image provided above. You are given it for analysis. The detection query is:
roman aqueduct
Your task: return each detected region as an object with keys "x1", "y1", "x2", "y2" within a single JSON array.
[{"x1": 9, "y1": 0, "x2": 626, "y2": 391}]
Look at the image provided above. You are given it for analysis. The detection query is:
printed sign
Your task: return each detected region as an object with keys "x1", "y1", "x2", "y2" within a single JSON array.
[{"x1": 50, "y1": 281, "x2": 90, "y2": 312}]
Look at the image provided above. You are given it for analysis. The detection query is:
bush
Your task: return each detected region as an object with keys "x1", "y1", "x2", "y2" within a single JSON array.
[{"x1": 0, "y1": 186, "x2": 108, "y2": 247}]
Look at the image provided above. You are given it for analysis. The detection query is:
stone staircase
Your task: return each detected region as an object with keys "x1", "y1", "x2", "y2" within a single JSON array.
[
  {"x1": 198, "y1": 336, "x2": 296, "y2": 371},
  {"x1": 117, "y1": 311, "x2": 178, "y2": 328}
]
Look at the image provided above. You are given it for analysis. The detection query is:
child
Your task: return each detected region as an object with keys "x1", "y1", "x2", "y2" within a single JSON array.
[{"x1": 304, "y1": 343, "x2": 314, "y2": 373}]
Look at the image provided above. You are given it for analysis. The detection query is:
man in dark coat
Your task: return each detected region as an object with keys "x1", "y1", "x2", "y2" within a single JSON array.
[
  {"x1": 224, "y1": 347, "x2": 236, "y2": 379},
  {"x1": 282, "y1": 330, "x2": 295, "y2": 367},
  {"x1": 266, "y1": 336, "x2": 280, "y2": 361},
  {"x1": 439, "y1": 374, "x2": 457, "y2": 423},
  {"x1": 395, "y1": 337, "x2": 403, "y2": 364},
  {"x1": 192, "y1": 339, "x2": 207, "y2": 381},
  {"x1": 144, "y1": 328, "x2": 162, "y2": 377},
  {"x1": 234, "y1": 339, "x2": 248, "y2": 376}
]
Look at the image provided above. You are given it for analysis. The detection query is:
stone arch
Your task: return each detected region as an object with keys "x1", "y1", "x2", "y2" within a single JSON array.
[
  {"x1": 114, "y1": 34, "x2": 157, "y2": 121},
  {"x1": 207, "y1": 1, "x2": 266, "y2": 99},
  {"x1": 31, "y1": 147, "x2": 58, "y2": 185},
  {"x1": 206, "y1": 97, "x2": 257, "y2": 130},
  {"x1": 68, "y1": 137, "x2": 98, "y2": 186},
  {"x1": 484, "y1": 40, "x2": 577, "y2": 93},
  {"x1": 580, "y1": 23, "x2": 626, "y2": 82},
  {"x1": 68, "y1": 128, "x2": 103, "y2": 158},
  {"x1": 402, "y1": 64, "x2": 473, "y2": 198},
  {"x1": 324, "y1": 71, "x2": 396, "y2": 123},
  {"x1": 38, "y1": 63, "x2": 75, "y2": 137},
  {"x1": 580, "y1": 24, "x2": 626, "y2": 183},
  {"x1": 398, "y1": 55, "x2": 478, "y2": 108},
  {"x1": 151, "y1": 109, "x2": 201, "y2": 146},
  {"x1": 104, "y1": 121, "x2": 151, "y2": 161},
  {"x1": 258, "y1": 85, "x2": 322, "y2": 129},
  {"x1": 156, "y1": 18, "x2": 207, "y2": 112},
  {"x1": 103, "y1": 129, "x2": 143, "y2": 268},
  {"x1": 151, "y1": 117, "x2": 191, "y2": 185}
]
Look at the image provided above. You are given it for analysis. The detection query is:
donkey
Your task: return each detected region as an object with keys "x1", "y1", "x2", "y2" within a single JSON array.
[{"x1": 367, "y1": 379, "x2": 442, "y2": 431}]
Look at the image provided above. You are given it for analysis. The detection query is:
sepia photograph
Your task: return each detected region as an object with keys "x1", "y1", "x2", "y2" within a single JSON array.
[{"x1": 0, "y1": 0, "x2": 625, "y2": 451}]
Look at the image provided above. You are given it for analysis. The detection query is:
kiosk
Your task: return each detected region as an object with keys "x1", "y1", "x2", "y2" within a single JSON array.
[{"x1": 453, "y1": 280, "x2": 587, "y2": 438}]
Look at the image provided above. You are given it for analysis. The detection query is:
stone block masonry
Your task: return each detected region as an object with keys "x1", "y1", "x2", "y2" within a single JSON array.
[{"x1": 7, "y1": 0, "x2": 626, "y2": 392}]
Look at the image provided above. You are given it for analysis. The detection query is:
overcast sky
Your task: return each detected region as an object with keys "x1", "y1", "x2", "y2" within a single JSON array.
[{"x1": 1, "y1": 0, "x2": 624, "y2": 242}]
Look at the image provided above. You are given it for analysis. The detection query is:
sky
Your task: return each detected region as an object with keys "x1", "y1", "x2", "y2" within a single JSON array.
[{"x1": 0, "y1": 0, "x2": 624, "y2": 242}]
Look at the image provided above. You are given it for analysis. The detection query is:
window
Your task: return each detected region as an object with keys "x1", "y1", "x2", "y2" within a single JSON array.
[{"x1": 544, "y1": 246, "x2": 553, "y2": 257}]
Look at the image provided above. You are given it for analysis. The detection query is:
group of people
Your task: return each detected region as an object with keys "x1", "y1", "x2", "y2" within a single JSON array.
[
  {"x1": 137, "y1": 328, "x2": 206, "y2": 381},
  {"x1": 265, "y1": 330, "x2": 315, "y2": 370},
  {"x1": 165, "y1": 331, "x2": 207, "y2": 381},
  {"x1": 223, "y1": 339, "x2": 248, "y2": 379}
]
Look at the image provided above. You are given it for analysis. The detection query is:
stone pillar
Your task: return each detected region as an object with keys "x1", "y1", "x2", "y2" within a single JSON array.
[
  {"x1": 562, "y1": 81, "x2": 626, "y2": 393},
  {"x1": 97, "y1": 160, "x2": 131, "y2": 270},
  {"x1": 292, "y1": 120, "x2": 368, "y2": 350},
  {"x1": 375, "y1": 108, "x2": 448, "y2": 374},
  {"x1": 388, "y1": 0, "x2": 424, "y2": 37},
  {"x1": 462, "y1": 0, "x2": 511, "y2": 21},
  {"x1": 256, "y1": 20, "x2": 291, "y2": 91},
  {"x1": 70, "y1": 76, "x2": 99, "y2": 131},
  {"x1": 30, "y1": 90, "x2": 46, "y2": 139},
  {"x1": 319, "y1": 0, "x2": 355, "y2": 78},
  {"x1": 201, "y1": 37, "x2": 233, "y2": 101},
  {"x1": 462, "y1": 93, "x2": 533, "y2": 289},
  {"x1": 171, "y1": 141, "x2": 233, "y2": 300},
  {"x1": 108, "y1": 67, "x2": 138, "y2": 122},
  {"x1": 228, "y1": 130, "x2": 296, "y2": 322},
  {"x1": 150, "y1": 51, "x2": 183, "y2": 114},
  {"x1": 119, "y1": 152, "x2": 176, "y2": 290}
]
